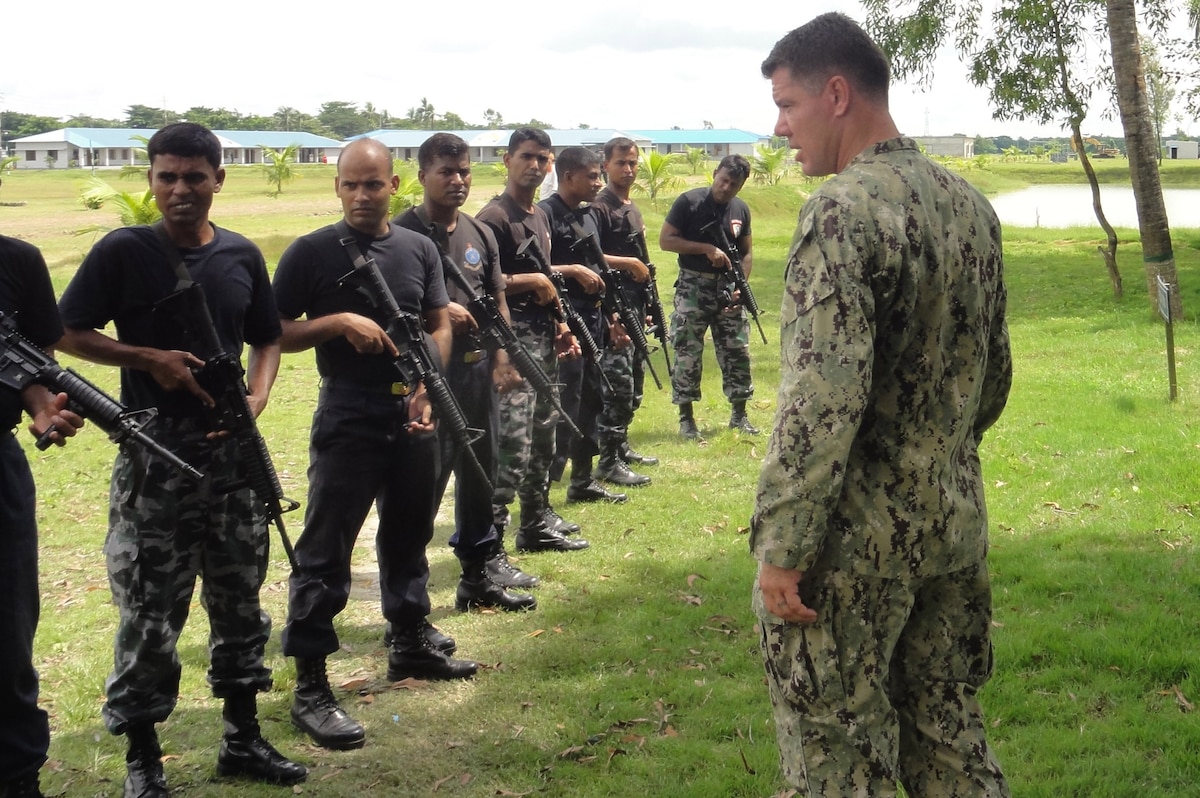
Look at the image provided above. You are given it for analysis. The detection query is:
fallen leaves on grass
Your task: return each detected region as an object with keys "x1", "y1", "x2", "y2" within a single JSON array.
[
  {"x1": 1169, "y1": 685, "x2": 1194, "y2": 712},
  {"x1": 431, "y1": 772, "x2": 472, "y2": 791}
]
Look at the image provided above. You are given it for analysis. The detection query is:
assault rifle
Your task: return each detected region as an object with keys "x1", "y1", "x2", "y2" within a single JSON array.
[
  {"x1": 515, "y1": 235, "x2": 613, "y2": 392},
  {"x1": 421, "y1": 223, "x2": 584, "y2": 441},
  {"x1": 567, "y1": 220, "x2": 663, "y2": 390},
  {"x1": 0, "y1": 312, "x2": 203, "y2": 479},
  {"x1": 700, "y1": 216, "x2": 768, "y2": 345},
  {"x1": 154, "y1": 286, "x2": 300, "y2": 572},
  {"x1": 626, "y1": 229, "x2": 672, "y2": 378},
  {"x1": 337, "y1": 249, "x2": 495, "y2": 496}
]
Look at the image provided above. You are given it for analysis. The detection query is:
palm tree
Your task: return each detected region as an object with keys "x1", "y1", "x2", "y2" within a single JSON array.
[
  {"x1": 633, "y1": 151, "x2": 680, "y2": 209},
  {"x1": 750, "y1": 143, "x2": 793, "y2": 186},
  {"x1": 683, "y1": 146, "x2": 709, "y2": 175},
  {"x1": 387, "y1": 160, "x2": 423, "y2": 217},
  {"x1": 261, "y1": 143, "x2": 301, "y2": 197},
  {"x1": 76, "y1": 177, "x2": 161, "y2": 231}
]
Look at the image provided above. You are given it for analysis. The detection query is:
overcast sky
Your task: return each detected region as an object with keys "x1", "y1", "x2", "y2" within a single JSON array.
[{"x1": 3, "y1": 1, "x2": 1190, "y2": 139}]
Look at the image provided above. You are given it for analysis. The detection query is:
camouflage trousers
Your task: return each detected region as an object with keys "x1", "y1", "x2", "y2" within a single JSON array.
[
  {"x1": 670, "y1": 268, "x2": 752, "y2": 406},
  {"x1": 597, "y1": 298, "x2": 640, "y2": 447},
  {"x1": 102, "y1": 418, "x2": 271, "y2": 735},
  {"x1": 493, "y1": 317, "x2": 559, "y2": 523},
  {"x1": 757, "y1": 561, "x2": 1009, "y2": 797}
]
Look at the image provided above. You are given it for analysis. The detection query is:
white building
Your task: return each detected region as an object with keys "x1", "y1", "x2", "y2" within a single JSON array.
[
  {"x1": 8, "y1": 128, "x2": 344, "y2": 169},
  {"x1": 1165, "y1": 140, "x2": 1199, "y2": 160}
]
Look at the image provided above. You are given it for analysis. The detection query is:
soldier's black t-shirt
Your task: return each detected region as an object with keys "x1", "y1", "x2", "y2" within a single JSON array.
[
  {"x1": 537, "y1": 194, "x2": 603, "y2": 308},
  {"x1": 272, "y1": 222, "x2": 448, "y2": 383},
  {"x1": 592, "y1": 186, "x2": 649, "y2": 304},
  {"x1": 58, "y1": 225, "x2": 281, "y2": 418},
  {"x1": 475, "y1": 192, "x2": 554, "y2": 326},
  {"x1": 0, "y1": 236, "x2": 64, "y2": 430},
  {"x1": 664, "y1": 187, "x2": 752, "y2": 275}
]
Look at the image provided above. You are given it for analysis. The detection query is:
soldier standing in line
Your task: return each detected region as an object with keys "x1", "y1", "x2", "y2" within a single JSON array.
[
  {"x1": 590, "y1": 136, "x2": 658, "y2": 478},
  {"x1": 394, "y1": 132, "x2": 538, "y2": 611},
  {"x1": 1, "y1": 235, "x2": 85, "y2": 798},
  {"x1": 476, "y1": 129, "x2": 593, "y2": 552},
  {"x1": 58, "y1": 122, "x2": 307, "y2": 797},
  {"x1": 275, "y1": 138, "x2": 478, "y2": 753},
  {"x1": 660, "y1": 154, "x2": 758, "y2": 442}
]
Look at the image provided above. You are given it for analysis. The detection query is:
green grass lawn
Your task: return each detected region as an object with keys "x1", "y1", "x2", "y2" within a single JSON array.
[{"x1": 5, "y1": 159, "x2": 1200, "y2": 796}]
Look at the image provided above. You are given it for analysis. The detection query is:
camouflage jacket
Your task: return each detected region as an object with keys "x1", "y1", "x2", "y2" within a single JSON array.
[{"x1": 750, "y1": 137, "x2": 1012, "y2": 587}]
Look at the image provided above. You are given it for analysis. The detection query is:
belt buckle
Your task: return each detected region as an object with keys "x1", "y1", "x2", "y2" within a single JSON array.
[
  {"x1": 462, "y1": 350, "x2": 484, "y2": 364},
  {"x1": 390, "y1": 382, "x2": 412, "y2": 396}
]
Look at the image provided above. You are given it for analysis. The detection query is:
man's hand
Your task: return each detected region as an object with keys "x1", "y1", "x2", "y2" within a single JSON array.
[
  {"x1": 758, "y1": 563, "x2": 818, "y2": 625},
  {"x1": 561, "y1": 264, "x2": 604, "y2": 294},
  {"x1": 405, "y1": 385, "x2": 436, "y2": 434},
  {"x1": 145, "y1": 349, "x2": 215, "y2": 407},
  {"x1": 446, "y1": 301, "x2": 478, "y2": 335},
  {"x1": 492, "y1": 360, "x2": 523, "y2": 394},
  {"x1": 27, "y1": 391, "x2": 84, "y2": 446},
  {"x1": 528, "y1": 273, "x2": 560, "y2": 306},
  {"x1": 706, "y1": 245, "x2": 732, "y2": 270},
  {"x1": 607, "y1": 318, "x2": 631, "y2": 350},
  {"x1": 554, "y1": 326, "x2": 580, "y2": 360},
  {"x1": 341, "y1": 313, "x2": 400, "y2": 357}
]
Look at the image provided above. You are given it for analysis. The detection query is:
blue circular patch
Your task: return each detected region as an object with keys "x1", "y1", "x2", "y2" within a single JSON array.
[{"x1": 464, "y1": 244, "x2": 482, "y2": 266}]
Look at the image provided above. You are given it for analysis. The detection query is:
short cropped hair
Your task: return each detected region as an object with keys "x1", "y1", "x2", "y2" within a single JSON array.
[
  {"x1": 556, "y1": 146, "x2": 600, "y2": 178},
  {"x1": 761, "y1": 12, "x2": 890, "y2": 102},
  {"x1": 148, "y1": 123, "x2": 222, "y2": 171},
  {"x1": 716, "y1": 154, "x2": 751, "y2": 183},
  {"x1": 603, "y1": 137, "x2": 638, "y2": 161},
  {"x1": 508, "y1": 127, "x2": 552, "y2": 152},
  {"x1": 418, "y1": 132, "x2": 470, "y2": 170}
]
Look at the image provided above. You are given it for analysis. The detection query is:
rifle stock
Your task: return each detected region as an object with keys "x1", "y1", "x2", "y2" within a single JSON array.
[{"x1": 0, "y1": 311, "x2": 203, "y2": 480}]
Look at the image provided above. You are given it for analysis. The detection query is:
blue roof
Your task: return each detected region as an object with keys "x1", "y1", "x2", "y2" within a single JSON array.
[
  {"x1": 212, "y1": 130, "x2": 342, "y2": 148},
  {"x1": 351, "y1": 128, "x2": 651, "y2": 149},
  {"x1": 627, "y1": 129, "x2": 768, "y2": 144}
]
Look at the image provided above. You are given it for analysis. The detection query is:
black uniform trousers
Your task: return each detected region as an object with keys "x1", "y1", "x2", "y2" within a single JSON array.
[
  {"x1": 0, "y1": 432, "x2": 48, "y2": 781},
  {"x1": 436, "y1": 348, "x2": 500, "y2": 562},
  {"x1": 282, "y1": 380, "x2": 439, "y2": 659},
  {"x1": 554, "y1": 300, "x2": 605, "y2": 467}
]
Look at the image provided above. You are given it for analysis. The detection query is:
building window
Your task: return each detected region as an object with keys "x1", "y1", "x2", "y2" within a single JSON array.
[{"x1": 26, "y1": 150, "x2": 36, "y2": 161}]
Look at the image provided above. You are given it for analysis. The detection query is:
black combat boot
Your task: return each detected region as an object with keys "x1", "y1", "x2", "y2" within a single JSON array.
[
  {"x1": 485, "y1": 536, "x2": 542, "y2": 589},
  {"x1": 515, "y1": 500, "x2": 590, "y2": 551},
  {"x1": 291, "y1": 657, "x2": 366, "y2": 750},
  {"x1": 456, "y1": 560, "x2": 537, "y2": 612},
  {"x1": 217, "y1": 691, "x2": 307, "y2": 784},
  {"x1": 1, "y1": 773, "x2": 45, "y2": 798},
  {"x1": 594, "y1": 441, "x2": 652, "y2": 487},
  {"x1": 386, "y1": 622, "x2": 478, "y2": 681},
  {"x1": 678, "y1": 402, "x2": 703, "y2": 441},
  {"x1": 619, "y1": 441, "x2": 659, "y2": 467},
  {"x1": 123, "y1": 723, "x2": 167, "y2": 798},
  {"x1": 385, "y1": 619, "x2": 456, "y2": 655},
  {"x1": 728, "y1": 400, "x2": 760, "y2": 435}
]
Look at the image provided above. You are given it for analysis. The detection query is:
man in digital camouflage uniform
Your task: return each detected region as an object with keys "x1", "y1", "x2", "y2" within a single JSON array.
[{"x1": 752, "y1": 14, "x2": 1012, "y2": 797}]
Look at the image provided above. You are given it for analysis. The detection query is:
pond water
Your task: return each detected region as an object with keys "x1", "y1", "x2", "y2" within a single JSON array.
[{"x1": 989, "y1": 184, "x2": 1199, "y2": 228}]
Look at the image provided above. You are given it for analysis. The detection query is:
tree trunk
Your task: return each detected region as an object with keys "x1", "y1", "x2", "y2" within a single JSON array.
[
  {"x1": 1073, "y1": 128, "x2": 1123, "y2": 299},
  {"x1": 1106, "y1": 0, "x2": 1182, "y2": 318}
]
